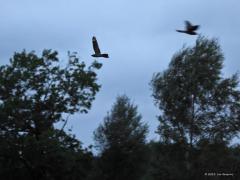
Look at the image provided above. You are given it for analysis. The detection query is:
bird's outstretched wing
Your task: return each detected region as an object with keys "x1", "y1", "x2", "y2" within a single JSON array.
[
  {"x1": 92, "y1": 36, "x2": 101, "y2": 54},
  {"x1": 185, "y1": 20, "x2": 199, "y2": 31},
  {"x1": 185, "y1": 21, "x2": 192, "y2": 29}
]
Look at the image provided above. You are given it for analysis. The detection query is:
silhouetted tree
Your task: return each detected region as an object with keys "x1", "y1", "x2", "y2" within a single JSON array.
[
  {"x1": 150, "y1": 36, "x2": 240, "y2": 179},
  {"x1": 0, "y1": 50, "x2": 102, "y2": 179},
  {"x1": 94, "y1": 95, "x2": 149, "y2": 180},
  {"x1": 151, "y1": 36, "x2": 240, "y2": 145}
]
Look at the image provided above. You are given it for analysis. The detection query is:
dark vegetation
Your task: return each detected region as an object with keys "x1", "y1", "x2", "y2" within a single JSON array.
[{"x1": 0, "y1": 36, "x2": 240, "y2": 180}]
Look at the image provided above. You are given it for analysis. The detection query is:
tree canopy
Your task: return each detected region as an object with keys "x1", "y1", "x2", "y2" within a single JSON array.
[
  {"x1": 94, "y1": 95, "x2": 149, "y2": 180},
  {"x1": 0, "y1": 50, "x2": 102, "y2": 180},
  {"x1": 151, "y1": 36, "x2": 240, "y2": 145},
  {"x1": 149, "y1": 36, "x2": 240, "y2": 179}
]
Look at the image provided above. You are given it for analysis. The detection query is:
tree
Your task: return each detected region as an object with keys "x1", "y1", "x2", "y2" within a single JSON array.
[
  {"x1": 151, "y1": 36, "x2": 240, "y2": 145},
  {"x1": 94, "y1": 95, "x2": 149, "y2": 180},
  {"x1": 150, "y1": 36, "x2": 240, "y2": 178},
  {"x1": 0, "y1": 50, "x2": 102, "y2": 179}
]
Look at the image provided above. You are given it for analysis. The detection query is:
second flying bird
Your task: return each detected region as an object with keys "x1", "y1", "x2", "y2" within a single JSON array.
[{"x1": 91, "y1": 36, "x2": 109, "y2": 58}]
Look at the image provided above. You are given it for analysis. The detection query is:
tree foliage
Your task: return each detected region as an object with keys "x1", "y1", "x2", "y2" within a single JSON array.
[
  {"x1": 151, "y1": 36, "x2": 240, "y2": 145},
  {"x1": 0, "y1": 50, "x2": 102, "y2": 179},
  {"x1": 150, "y1": 36, "x2": 240, "y2": 179},
  {"x1": 94, "y1": 95, "x2": 149, "y2": 180}
]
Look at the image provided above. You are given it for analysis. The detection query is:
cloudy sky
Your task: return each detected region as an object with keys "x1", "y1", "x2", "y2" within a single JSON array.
[{"x1": 1, "y1": 0, "x2": 240, "y2": 147}]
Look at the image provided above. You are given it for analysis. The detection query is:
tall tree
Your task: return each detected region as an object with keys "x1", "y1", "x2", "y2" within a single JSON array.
[
  {"x1": 94, "y1": 95, "x2": 149, "y2": 180},
  {"x1": 150, "y1": 36, "x2": 240, "y2": 178},
  {"x1": 0, "y1": 50, "x2": 102, "y2": 179},
  {"x1": 151, "y1": 36, "x2": 240, "y2": 146}
]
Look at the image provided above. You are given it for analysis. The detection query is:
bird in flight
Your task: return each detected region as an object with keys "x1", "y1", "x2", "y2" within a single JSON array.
[
  {"x1": 176, "y1": 21, "x2": 200, "y2": 35},
  {"x1": 91, "y1": 36, "x2": 109, "y2": 58}
]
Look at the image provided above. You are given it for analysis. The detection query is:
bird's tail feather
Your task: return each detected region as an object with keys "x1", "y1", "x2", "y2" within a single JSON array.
[{"x1": 102, "y1": 54, "x2": 109, "y2": 58}]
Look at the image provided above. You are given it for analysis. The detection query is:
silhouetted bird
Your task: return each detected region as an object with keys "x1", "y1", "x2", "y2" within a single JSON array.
[
  {"x1": 91, "y1": 36, "x2": 109, "y2": 58},
  {"x1": 176, "y1": 21, "x2": 200, "y2": 35}
]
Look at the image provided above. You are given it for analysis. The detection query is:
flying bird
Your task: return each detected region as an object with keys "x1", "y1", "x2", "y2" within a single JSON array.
[
  {"x1": 176, "y1": 21, "x2": 200, "y2": 35},
  {"x1": 91, "y1": 36, "x2": 109, "y2": 58}
]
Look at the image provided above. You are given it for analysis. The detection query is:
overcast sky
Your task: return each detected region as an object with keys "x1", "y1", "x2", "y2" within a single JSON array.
[{"x1": 1, "y1": 0, "x2": 240, "y2": 147}]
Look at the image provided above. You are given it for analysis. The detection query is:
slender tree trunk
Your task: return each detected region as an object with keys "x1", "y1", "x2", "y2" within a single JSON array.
[
  {"x1": 190, "y1": 94, "x2": 195, "y2": 148},
  {"x1": 186, "y1": 94, "x2": 195, "y2": 178}
]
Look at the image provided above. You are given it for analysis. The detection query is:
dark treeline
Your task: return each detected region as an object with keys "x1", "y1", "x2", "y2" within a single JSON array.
[{"x1": 0, "y1": 36, "x2": 240, "y2": 180}]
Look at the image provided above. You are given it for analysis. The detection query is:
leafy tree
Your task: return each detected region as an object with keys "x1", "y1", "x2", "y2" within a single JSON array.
[
  {"x1": 0, "y1": 50, "x2": 102, "y2": 179},
  {"x1": 94, "y1": 95, "x2": 149, "y2": 180},
  {"x1": 150, "y1": 36, "x2": 240, "y2": 179},
  {"x1": 151, "y1": 36, "x2": 240, "y2": 145}
]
